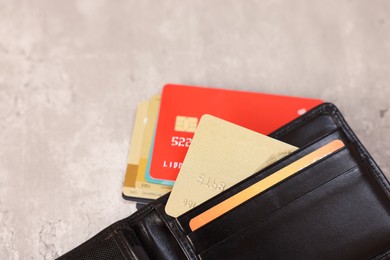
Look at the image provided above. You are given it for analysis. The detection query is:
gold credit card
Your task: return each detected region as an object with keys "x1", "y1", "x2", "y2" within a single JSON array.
[
  {"x1": 135, "y1": 95, "x2": 171, "y2": 196},
  {"x1": 165, "y1": 115, "x2": 298, "y2": 218},
  {"x1": 122, "y1": 100, "x2": 155, "y2": 199},
  {"x1": 189, "y1": 139, "x2": 345, "y2": 231}
]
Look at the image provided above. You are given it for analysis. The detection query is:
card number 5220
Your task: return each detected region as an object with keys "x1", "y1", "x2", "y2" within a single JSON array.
[{"x1": 171, "y1": 136, "x2": 192, "y2": 147}]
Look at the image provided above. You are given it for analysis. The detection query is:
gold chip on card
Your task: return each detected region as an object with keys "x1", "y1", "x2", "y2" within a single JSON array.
[{"x1": 175, "y1": 116, "x2": 198, "y2": 133}]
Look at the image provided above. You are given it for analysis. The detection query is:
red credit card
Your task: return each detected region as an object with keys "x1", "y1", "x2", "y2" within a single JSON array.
[{"x1": 149, "y1": 84, "x2": 323, "y2": 182}]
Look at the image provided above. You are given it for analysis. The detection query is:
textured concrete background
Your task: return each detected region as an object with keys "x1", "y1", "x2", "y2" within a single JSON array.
[{"x1": 0, "y1": 0, "x2": 389, "y2": 259}]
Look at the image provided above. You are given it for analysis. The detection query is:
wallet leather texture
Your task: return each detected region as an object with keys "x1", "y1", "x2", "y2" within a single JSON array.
[{"x1": 58, "y1": 103, "x2": 390, "y2": 260}]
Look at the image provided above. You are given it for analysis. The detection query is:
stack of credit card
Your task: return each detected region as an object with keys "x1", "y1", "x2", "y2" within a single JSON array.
[{"x1": 122, "y1": 84, "x2": 323, "y2": 207}]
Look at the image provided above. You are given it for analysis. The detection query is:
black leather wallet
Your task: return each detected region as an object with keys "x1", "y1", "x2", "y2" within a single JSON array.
[{"x1": 58, "y1": 103, "x2": 390, "y2": 260}]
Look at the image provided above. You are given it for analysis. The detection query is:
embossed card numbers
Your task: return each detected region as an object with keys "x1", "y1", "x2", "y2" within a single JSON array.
[{"x1": 165, "y1": 115, "x2": 297, "y2": 218}]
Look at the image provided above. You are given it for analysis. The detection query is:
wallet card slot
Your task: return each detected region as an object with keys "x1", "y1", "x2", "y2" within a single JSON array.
[
  {"x1": 178, "y1": 128, "x2": 349, "y2": 233},
  {"x1": 198, "y1": 161, "x2": 390, "y2": 260},
  {"x1": 188, "y1": 144, "x2": 359, "y2": 253}
]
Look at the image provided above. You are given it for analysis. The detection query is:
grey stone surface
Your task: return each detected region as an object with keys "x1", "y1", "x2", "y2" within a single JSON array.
[{"x1": 0, "y1": 0, "x2": 389, "y2": 258}]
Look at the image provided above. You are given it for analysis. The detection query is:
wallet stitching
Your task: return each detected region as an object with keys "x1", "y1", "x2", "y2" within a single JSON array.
[
  {"x1": 329, "y1": 106, "x2": 390, "y2": 199},
  {"x1": 373, "y1": 249, "x2": 390, "y2": 259},
  {"x1": 365, "y1": 159, "x2": 390, "y2": 200},
  {"x1": 366, "y1": 158, "x2": 390, "y2": 199}
]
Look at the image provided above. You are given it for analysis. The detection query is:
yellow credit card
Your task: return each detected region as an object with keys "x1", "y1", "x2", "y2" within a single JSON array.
[
  {"x1": 135, "y1": 95, "x2": 172, "y2": 196},
  {"x1": 165, "y1": 115, "x2": 298, "y2": 218},
  {"x1": 189, "y1": 139, "x2": 345, "y2": 231},
  {"x1": 122, "y1": 100, "x2": 148, "y2": 197}
]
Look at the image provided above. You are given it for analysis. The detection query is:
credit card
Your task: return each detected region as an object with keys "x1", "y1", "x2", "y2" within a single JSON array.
[
  {"x1": 165, "y1": 115, "x2": 298, "y2": 218},
  {"x1": 122, "y1": 100, "x2": 151, "y2": 201},
  {"x1": 149, "y1": 84, "x2": 323, "y2": 183},
  {"x1": 144, "y1": 129, "x2": 175, "y2": 186},
  {"x1": 135, "y1": 95, "x2": 171, "y2": 197},
  {"x1": 189, "y1": 139, "x2": 345, "y2": 231}
]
